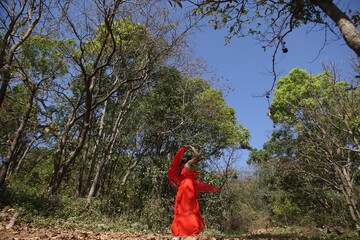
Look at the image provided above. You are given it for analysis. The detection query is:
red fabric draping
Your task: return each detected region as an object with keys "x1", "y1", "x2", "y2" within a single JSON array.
[
  {"x1": 171, "y1": 168, "x2": 205, "y2": 236},
  {"x1": 167, "y1": 147, "x2": 186, "y2": 188},
  {"x1": 167, "y1": 147, "x2": 221, "y2": 192},
  {"x1": 168, "y1": 147, "x2": 221, "y2": 236}
]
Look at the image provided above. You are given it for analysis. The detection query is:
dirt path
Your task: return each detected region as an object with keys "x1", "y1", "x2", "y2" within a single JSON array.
[
  {"x1": 0, "y1": 210, "x2": 248, "y2": 240},
  {"x1": 0, "y1": 210, "x2": 335, "y2": 240},
  {"x1": 1, "y1": 225, "x2": 172, "y2": 240},
  {"x1": 0, "y1": 224, "x2": 248, "y2": 240}
]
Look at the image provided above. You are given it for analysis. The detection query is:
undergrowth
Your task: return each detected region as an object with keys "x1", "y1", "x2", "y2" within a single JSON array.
[
  {"x1": 0, "y1": 186, "x2": 143, "y2": 233},
  {"x1": 0, "y1": 186, "x2": 359, "y2": 239}
]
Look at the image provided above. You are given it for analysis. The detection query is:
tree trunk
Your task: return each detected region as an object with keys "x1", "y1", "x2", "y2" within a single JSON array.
[
  {"x1": 76, "y1": 135, "x2": 90, "y2": 197},
  {"x1": 13, "y1": 136, "x2": 38, "y2": 174},
  {"x1": 335, "y1": 164, "x2": 360, "y2": 235},
  {"x1": 342, "y1": 177, "x2": 360, "y2": 234},
  {"x1": 121, "y1": 156, "x2": 142, "y2": 186},
  {"x1": 86, "y1": 90, "x2": 135, "y2": 207},
  {"x1": 50, "y1": 114, "x2": 75, "y2": 194},
  {"x1": 86, "y1": 150, "x2": 109, "y2": 207},
  {"x1": 85, "y1": 100, "x2": 108, "y2": 193},
  {"x1": 51, "y1": 100, "x2": 92, "y2": 194},
  {"x1": 49, "y1": 0, "x2": 125, "y2": 193},
  {"x1": 0, "y1": 87, "x2": 36, "y2": 186},
  {"x1": 312, "y1": 0, "x2": 360, "y2": 57},
  {"x1": 86, "y1": 114, "x2": 124, "y2": 207},
  {"x1": 0, "y1": 67, "x2": 11, "y2": 108}
]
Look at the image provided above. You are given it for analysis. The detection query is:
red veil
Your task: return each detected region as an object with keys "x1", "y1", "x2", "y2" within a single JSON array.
[{"x1": 167, "y1": 147, "x2": 221, "y2": 192}]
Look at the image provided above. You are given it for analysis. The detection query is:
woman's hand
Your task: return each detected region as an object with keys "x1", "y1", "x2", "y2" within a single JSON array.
[{"x1": 183, "y1": 145, "x2": 201, "y2": 171}]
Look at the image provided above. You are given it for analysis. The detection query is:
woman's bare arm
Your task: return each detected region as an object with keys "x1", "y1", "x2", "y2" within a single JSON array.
[{"x1": 184, "y1": 145, "x2": 201, "y2": 171}]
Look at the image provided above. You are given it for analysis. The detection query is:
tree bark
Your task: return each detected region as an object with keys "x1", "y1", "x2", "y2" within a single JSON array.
[
  {"x1": 312, "y1": 0, "x2": 360, "y2": 57},
  {"x1": 334, "y1": 164, "x2": 360, "y2": 235},
  {"x1": 0, "y1": 86, "x2": 36, "y2": 186},
  {"x1": 0, "y1": 0, "x2": 43, "y2": 107},
  {"x1": 12, "y1": 135, "x2": 39, "y2": 174},
  {"x1": 76, "y1": 135, "x2": 90, "y2": 197},
  {"x1": 84, "y1": 101, "x2": 108, "y2": 194},
  {"x1": 50, "y1": 79, "x2": 93, "y2": 193},
  {"x1": 86, "y1": 90, "x2": 134, "y2": 207},
  {"x1": 50, "y1": 111, "x2": 77, "y2": 193},
  {"x1": 49, "y1": 0, "x2": 123, "y2": 194},
  {"x1": 121, "y1": 156, "x2": 142, "y2": 186}
]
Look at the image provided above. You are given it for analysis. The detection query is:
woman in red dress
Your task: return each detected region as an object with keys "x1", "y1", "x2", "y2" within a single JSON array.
[{"x1": 168, "y1": 145, "x2": 220, "y2": 237}]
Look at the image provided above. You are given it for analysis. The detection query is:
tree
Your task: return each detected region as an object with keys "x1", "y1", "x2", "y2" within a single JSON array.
[
  {"x1": 251, "y1": 67, "x2": 360, "y2": 234},
  {"x1": 47, "y1": 0, "x2": 205, "y2": 194},
  {"x1": 0, "y1": 0, "x2": 45, "y2": 108},
  {"x1": 249, "y1": 127, "x2": 353, "y2": 228},
  {"x1": 95, "y1": 66, "x2": 250, "y2": 227},
  {"x1": 47, "y1": 0, "x2": 187, "y2": 193},
  {"x1": 0, "y1": 35, "x2": 69, "y2": 186},
  {"x1": 0, "y1": 1, "x2": 254, "y2": 231},
  {"x1": 170, "y1": 0, "x2": 360, "y2": 57}
]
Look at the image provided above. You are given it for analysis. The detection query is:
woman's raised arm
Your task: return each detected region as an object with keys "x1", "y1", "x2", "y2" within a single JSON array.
[{"x1": 184, "y1": 145, "x2": 201, "y2": 171}]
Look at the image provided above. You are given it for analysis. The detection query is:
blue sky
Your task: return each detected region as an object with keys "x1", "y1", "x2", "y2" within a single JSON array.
[{"x1": 190, "y1": 0, "x2": 359, "y2": 166}]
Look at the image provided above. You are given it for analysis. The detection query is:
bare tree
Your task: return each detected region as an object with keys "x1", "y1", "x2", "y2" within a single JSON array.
[
  {"x1": 86, "y1": 83, "x2": 142, "y2": 206},
  {"x1": 48, "y1": 0, "x2": 202, "y2": 194},
  {"x1": 49, "y1": 0, "x2": 125, "y2": 194},
  {"x1": 0, "y1": 24, "x2": 68, "y2": 186},
  {"x1": 0, "y1": 0, "x2": 44, "y2": 107}
]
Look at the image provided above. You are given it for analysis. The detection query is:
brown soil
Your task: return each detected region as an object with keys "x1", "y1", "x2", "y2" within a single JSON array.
[
  {"x1": 0, "y1": 209, "x2": 247, "y2": 240},
  {"x1": 0, "y1": 224, "x2": 247, "y2": 240}
]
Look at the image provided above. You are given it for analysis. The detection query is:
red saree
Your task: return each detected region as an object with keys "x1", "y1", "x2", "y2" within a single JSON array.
[
  {"x1": 171, "y1": 168, "x2": 205, "y2": 236},
  {"x1": 168, "y1": 147, "x2": 221, "y2": 236}
]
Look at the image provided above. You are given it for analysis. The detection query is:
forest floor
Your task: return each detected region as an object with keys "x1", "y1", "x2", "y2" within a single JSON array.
[
  {"x1": 0, "y1": 223, "x2": 250, "y2": 240},
  {"x1": 0, "y1": 222, "x2": 352, "y2": 240},
  {"x1": 0, "y1": 209, "x2": 356, "y2": 240},
  {"x1": 0, "y1": 225, "x2": 321, "y2": 240},
  {"x1": 1, "y1": 224, "x2": 176, "y2": 240}
]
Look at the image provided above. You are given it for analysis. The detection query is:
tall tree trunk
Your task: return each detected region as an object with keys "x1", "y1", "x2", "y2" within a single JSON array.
[
  {"x1": 312, "y1": 0, "x2": 360, "y2": 57},
  {"x1": 13, "y1": 136, "x2": 39, "y2": 174},
  {"x1": 86, "y1": 90, "x2": 135, "y2": 207},
  {"x1": 50, "y1": 112, "x2": 76, "y2": 193},
  {"x1": 86, "y1": 150, "x2": 110, "y2": 207},
  {"x1": 76, "y1": 135, "x2": 90, "y2": 197},
  {"x1": 0, "y1": 87, "x2": 36, "y2": 186},
  {"x1": 86, "y1": 86, "x2": 143, "y2": 208},
  {"x1": 335, "y1": 164, "x2": 360, "y2": 235},
  {"x1": 85, "y1": 100, "x2": 108, "y2": 193},
  {"x1": 49, "y1": 0, "x2": 124, "y2": 193},
  {"x1": 0, "y1": 67, "x2": 12, "y2": 108},
  {"x1": 121, "y1": 156, "x2": 143, "y2": 186},
  {"x1": 50, "y1": 82, "x2": 93, "y2": 194},
  {"x1": 51, "y1": 117, "x2": 91, "y2": 193}
]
